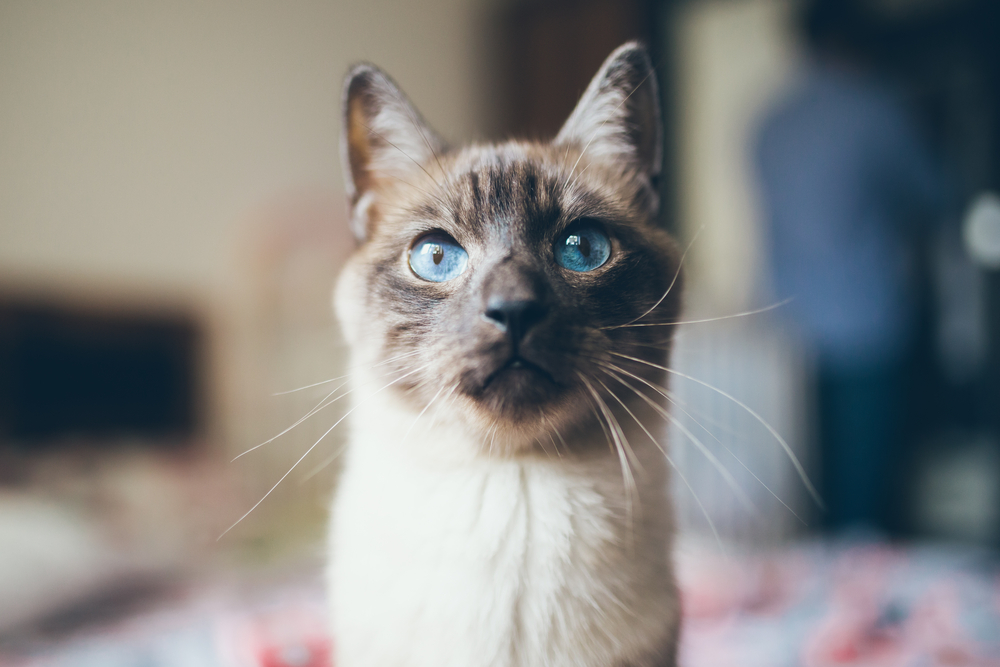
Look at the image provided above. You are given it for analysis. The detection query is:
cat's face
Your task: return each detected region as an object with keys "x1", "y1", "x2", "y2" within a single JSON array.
[{"x1": 337, "y1": 43, "x2": 681, "y2": 452}]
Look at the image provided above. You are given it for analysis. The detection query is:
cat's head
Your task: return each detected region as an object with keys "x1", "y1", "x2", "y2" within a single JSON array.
[{"x1": 336, "y1": 42, "x2": 681, "y2": 452}]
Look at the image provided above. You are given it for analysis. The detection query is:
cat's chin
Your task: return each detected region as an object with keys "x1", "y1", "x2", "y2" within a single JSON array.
[
  {"x1": 451, "y1": 364, "x2": 590, "y2": 452},
  {"x1": 481, "y1": 356, "x2": 557, "y2": 391},
  {"x1": 471, "y1": 375, "x2": 560, "y2": 418},
  {"x1": 461, "y1": 353, "x2": 565, "y2": 417}
]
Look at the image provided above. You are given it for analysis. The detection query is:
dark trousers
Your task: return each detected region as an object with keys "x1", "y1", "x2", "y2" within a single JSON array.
[{"x1": 817, "y1": 359, "x2": 906, "y2": 532}]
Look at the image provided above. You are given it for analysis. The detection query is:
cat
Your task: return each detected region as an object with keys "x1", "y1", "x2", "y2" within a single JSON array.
[{"x1": 328, "y1": 42, "x2": 684, "y2": 667}]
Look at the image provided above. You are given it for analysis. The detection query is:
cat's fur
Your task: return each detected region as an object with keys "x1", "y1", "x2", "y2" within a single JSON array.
[{"x1": 328, "y1": 42, "x2": 684, "y2": 667}]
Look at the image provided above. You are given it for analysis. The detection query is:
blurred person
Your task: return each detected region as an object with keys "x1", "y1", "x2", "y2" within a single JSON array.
[{"x1": 753, "y1": 0, "x2": 947, "y2": 532}]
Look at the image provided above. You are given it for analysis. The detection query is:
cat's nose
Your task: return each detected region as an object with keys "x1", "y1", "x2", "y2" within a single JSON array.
[{"x1": 483, "y1": 298, "x2": 548, "y2": 344}]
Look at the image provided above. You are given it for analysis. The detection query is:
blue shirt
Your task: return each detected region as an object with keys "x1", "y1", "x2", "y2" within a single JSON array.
[{"x1": 755, "y1": 64, "x2": 944, "y2": 369}]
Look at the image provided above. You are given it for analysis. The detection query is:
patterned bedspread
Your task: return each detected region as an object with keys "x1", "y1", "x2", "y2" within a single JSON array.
[{"x1": 4, "y1": 539, "x2": 998, "y2": 667}]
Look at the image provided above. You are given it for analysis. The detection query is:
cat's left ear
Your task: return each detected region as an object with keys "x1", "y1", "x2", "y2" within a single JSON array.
[
  {"x1": 554, "y1": 42, "x2": 662, "y2": 212},
  {"x1": 342, "y1": 64, "x2": 446, "y2": 242}
]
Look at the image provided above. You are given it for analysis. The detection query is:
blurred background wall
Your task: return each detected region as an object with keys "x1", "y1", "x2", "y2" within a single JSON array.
[{"x1": 0, "y1": 0, "x2": 486, "y2": 294}]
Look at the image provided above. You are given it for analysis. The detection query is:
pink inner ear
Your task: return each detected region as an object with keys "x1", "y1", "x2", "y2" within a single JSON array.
[
  {"x1": 342, "y1": 65, "x2": 446, "y2": 209},
  {"x1": 346, "y1": 90, "x2": 378, "y2": 202}
]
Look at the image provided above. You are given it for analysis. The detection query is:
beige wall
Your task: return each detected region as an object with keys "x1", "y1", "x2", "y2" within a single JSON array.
[
  {"x1": 672, "y1": 0, "x2": 802, "y2": 312},
  {"x1": 0, "y1": 0, "x2": 487, "y2": 297}
]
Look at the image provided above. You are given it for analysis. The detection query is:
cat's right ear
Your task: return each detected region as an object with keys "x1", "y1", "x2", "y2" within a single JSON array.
[{"x1": 342, "y1": 64, "x2": 446, "y2": 243}]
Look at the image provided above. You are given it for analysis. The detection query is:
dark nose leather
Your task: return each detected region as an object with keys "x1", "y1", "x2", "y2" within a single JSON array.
[
  {"x1": 480, "y1": 258, "x2": 550, "y2": 346},
  {"x1": 483, "y1": 298, "x2": 548, "y2": 344}
]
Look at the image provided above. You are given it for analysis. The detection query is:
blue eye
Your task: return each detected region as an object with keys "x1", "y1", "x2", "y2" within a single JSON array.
[
  {"x1": 554, "y1": 221, "x2": 611, "y2": 272},
  {"x1": 408, "y1": 233, "x2": 469, "y2": 282}
]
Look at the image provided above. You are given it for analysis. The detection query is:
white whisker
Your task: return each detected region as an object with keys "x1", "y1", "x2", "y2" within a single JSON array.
[
  {"x1": 579, "y1": 373, "x2": 640, "y2": 542},
  {"x1": 608, "y1": 351, "x2": 825, "y2": 510},
  {"x1": 233, "y1": 380, "x2": 350, "y2": 461},
  {"x1": 615, "y1": 298, "x2": 793, "y2": 329},
  {"x1": 300, "y1": 379, "x2": 452, "y2": 485},
  {"x1": 234, "y1": 363, "x2": 419, "y2": 461},
  {"x1": 273, "y1": 376, "x2": 349, "y2": 396},
  {"x1": 596, "y1": 366, "x2": 725, "y2": 551},
  {"x1": 274, "y1": 349, "x2": 422, "y2": 395},
  {"x1": 374, "y1": 349, "x2": 424, "y2": 368},
  {"x1": 539, "y1": 412, "x2": 566, "y2": 458},
  {"x1": 218, "y1": 363, "x2": 430, "y2": 540},
  {"x1": 663, "y1": 385, "x2": 806, "y2": 525},
  {"x1": 402, "y1": 384, "x2": 448, "y2": 444},
  {"x1": 603, "y1": 225, "x2": 703, "y2": 331},
  {"x1": 600, "y1": 362, "x2": 758, "y2": 518}
]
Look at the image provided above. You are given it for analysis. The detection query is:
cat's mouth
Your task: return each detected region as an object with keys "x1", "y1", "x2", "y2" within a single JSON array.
[{"x1": 480, "y1": 355, "x2": 558, "y2": 392}]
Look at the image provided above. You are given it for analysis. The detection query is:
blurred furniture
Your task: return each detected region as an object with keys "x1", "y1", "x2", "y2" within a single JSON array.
[
  {"x1": 499, "y1": 0, "x2": 659, "y2": 139},
  {"x1": 0, "y1": 297, "x2": 201, "y2": 447}
]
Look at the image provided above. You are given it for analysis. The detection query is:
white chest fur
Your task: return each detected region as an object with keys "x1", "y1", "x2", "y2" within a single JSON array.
[{"x1": 327, "y1": 391, "x2": 679, "y2": 667}]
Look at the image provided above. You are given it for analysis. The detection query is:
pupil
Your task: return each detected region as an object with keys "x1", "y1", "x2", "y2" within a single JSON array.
[
  {"x1": 568, "y1": 233, "x2": 591, "y2": 258},
  {"x1": 422, "y1": 242, "x2": 445, "y2": 265}
]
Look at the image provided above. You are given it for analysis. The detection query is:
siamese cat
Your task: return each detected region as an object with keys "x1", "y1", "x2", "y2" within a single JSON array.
[{"x1": 328, "y1": 42, "x2": 684, "y2": 667}]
